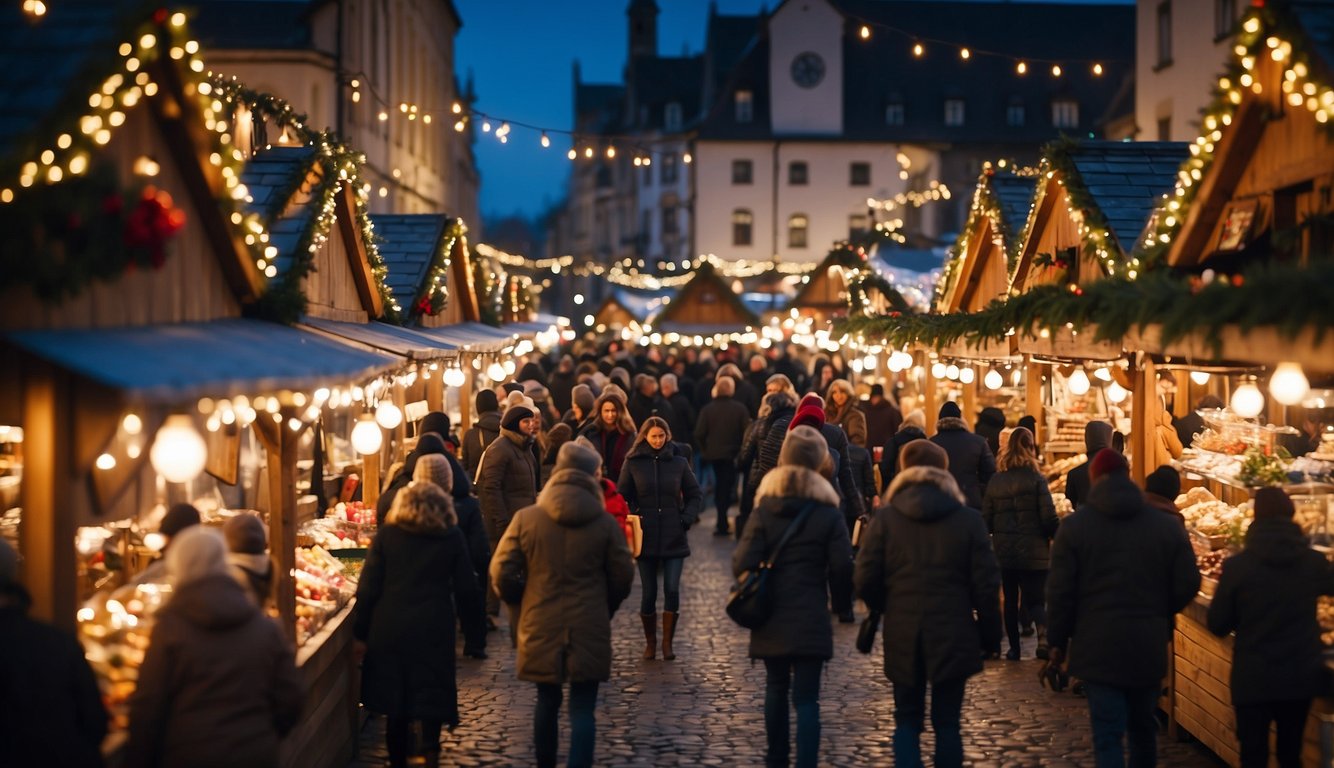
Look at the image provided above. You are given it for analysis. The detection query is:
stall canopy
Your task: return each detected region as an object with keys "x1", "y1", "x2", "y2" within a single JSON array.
[
  {"x1": 423, "y1": 320, "x2": 521, "y2": 353},
  {"x1": 653, "y1": 260, "x2": 760, "y2": 335},
  {"x1": 372, "y1": 213, "x2": 479, "y2": 327},
  {"x1": 939, "y1": 168, "x2": 1039, "y2": 314},
  {"x1": 5, "y1": 319, "x2": 398, "y2": 405},
  {"x1": 300, "y1": 316, "x2": 457, "y2": 361}
]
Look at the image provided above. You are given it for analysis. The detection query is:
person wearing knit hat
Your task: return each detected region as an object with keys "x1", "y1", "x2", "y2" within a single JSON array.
[
  {"x1": 476, "y1": 388, "x2": 500, "y2": 415},
  {"x1": 501, "y1": 404, "x2": 536, "y2": 433},
  {"x1": 414, "y1": 453, "x2": 456, "y2": 494},
  {"x1": 740, "y1": 424, "x2": 852, "y2": 767},
  {"x1": 477, "y1": 391, "x2": 541, "y2": 619},
  {"x1": 563, "y1": 383, "x2": 597, "y2": 433},
  {"x1": 159, "y1": 502, "x2": 202, "y2": 541},
  {"x1": 555, "y1": 439, "x2": 603, "y2": 476},
  {"x1": 1207, "y1": 485, "x2": 1333, "y2": 767},
  {"x1": 502, "y1": 381, "x2": 524, "y2": 397},
  {"x1": 788, "y1": 401, "x2": 827, "y2": 432},
  {"x1": 930, "y1": 400, "x2": 995, "y2": 510},
  {"x1": 1143, "y1": 466, "x2": 1184, "y2": 523},
  {"x1": 879, "y1": 410, "x2": 930, "y2": 495},
  {"x1": 1045, "y1": 440, "x2": 1199, "y2": 765},
  {"x1": 1064, "y1": 420, "x2": 1115, "y2": 509},
  {"x1": 854, "y1": 433, "x2": 1000, "y2": 767},
  {"x1": 938, "y1": 400, "x2": 963, "y2": 420},
  {"x1": 464, "y1": 391, "x2": 505, "y2": 478},
  {"x1": 224, "y1": 513, "x2": 273, "y2": 607},
  {"x1": 127, "y1": 525, "x2": 303, "y2": 768},
  {"x1": 376, "y1": 431, "x2": 462, "y2": 527}
]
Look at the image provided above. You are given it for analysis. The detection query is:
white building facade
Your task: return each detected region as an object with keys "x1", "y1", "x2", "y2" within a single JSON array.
[{"x1": 1134, "y1": 0, "x2": 1245, "y2": 141}]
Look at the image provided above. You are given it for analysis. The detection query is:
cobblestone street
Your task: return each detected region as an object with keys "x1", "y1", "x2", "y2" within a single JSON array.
[{"x1": 351, "y1": 510, "x2": 1224, "y2": 767}]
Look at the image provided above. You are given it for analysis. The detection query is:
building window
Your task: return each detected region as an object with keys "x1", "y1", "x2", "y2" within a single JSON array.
[
  {"x1": 735, "y1": 90, "x2": 753, "y2": 123},
  {"x1": 642, "y1": 209, "x2": 653, "y2": 243},
  {"x1": 944, "y1": 99, "x2": 965, "y2": 127},
  {"x1": 1052, "y1": 99, "x2": 1079, "y2": 128},
  {"x1": 1006, "y1": 101, "x2": 1025, "y2": 127},
  {"x1": 732, "y1": 209, "x2": 753, "y2": 246},
  {"x1": 885, "y1": 102, "x2": 905, "y2": 126},
  {"x1": 849, "y1": 213, "x2": 869, "y2": 239},
  {"x1": 1214, "y1": 0, "x2": 1236, "y2": 39},
  {"x1": 642, "y1": 161, "x2": 653, "y2": 187},
  {"x1": 789, "y1": 161, "x2": 808, "y2": 185},
  {"x1": 849, "y1": 162, "x2": 871, "y2": 186},
  {"x1": 663, "y1": 205, "x2": 678, "y2": 236},
  {"x1": 732, "y1": 159, "x2": 753, "y2": 185},
  {"x1": 788, "y1": 214, "x2": 808, "y2": 248},
  {"x1": 1157, "y1": 1, "x2": 1173, "y2": 67},
  {"x1": 1157, "y1": 116, "x2": 1172, "y2": 141},
  {"x1": 665, "y1": 102, "x2": 683, "y2": 131},
  {"x1": 661, "y1": 153, "x2": 678, "y2": 185}
]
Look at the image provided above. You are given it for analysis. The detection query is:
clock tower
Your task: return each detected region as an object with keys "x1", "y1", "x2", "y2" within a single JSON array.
[
  {"x1": 768, "y1": 0, "x2": 843, "y2": 135},
  {"x1": 628, "y1": 0, "x2": 658, "y2": 59}
]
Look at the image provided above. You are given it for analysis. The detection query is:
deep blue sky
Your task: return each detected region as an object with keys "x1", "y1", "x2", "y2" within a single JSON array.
[{"x1": 454, "y1": 0, "x2": 1130, "y2": 224}]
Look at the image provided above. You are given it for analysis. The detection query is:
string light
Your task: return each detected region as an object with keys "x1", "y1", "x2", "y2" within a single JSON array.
[
  {"x1": 540, "y1": 132, "x2": 550, "y2": 148},
  {"x1": 960, "y1": 47, "x2": 971, "y2": 61},
  {"x1": 1051, "y1": 64, "x2": 1062, "y2": 77},
  {"x1": 860, "y1": 25, "x2": 871, "y2": 40},
  {"x1": 1016, "y1": 61, "x2": 1027, "y2": 75},
  {"x1": 912, "y1": 42, "x2": 924, "y2": 58}
]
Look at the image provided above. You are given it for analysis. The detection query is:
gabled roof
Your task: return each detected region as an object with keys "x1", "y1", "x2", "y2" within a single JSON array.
[
  {"x1": 991, "y1": 173, "x2": 1040, "y2": 241},
  {"x1": 371, "y1": 214, "x2": 450, "y2": 306},
  {"x1": 934, "y1": 168, "x2": 1038, "y2": 310},
  {"x1": 240, "y1": 145, "x2": 320, "y2": 277},
  {"x1": 574, "y1": 82, "x2": 625, "y2": 135},
  {"x1": 627, "y1": 55, "x2": 705, "y2": 131},
  {"x1": 702, "y1": 12, "x2": 764, "y2": 107},
  {"x1": 1066, "y1": 141, "x2": 1190, "y2": 254},
  {"x1": 655, "y1": 260, "x2": 760, "y2": 332}
]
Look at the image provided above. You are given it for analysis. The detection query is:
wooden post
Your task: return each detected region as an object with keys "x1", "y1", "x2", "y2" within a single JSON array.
[
  {"x1": 1171, "y1": 370, "x2": 1191, "y2": 419},
  {"x1": 392, "y1": 382, "x2": 407, "y2": 452},
  {"x1": 459, "y1": 359, "x2": 475, "y2": 434},
  {"x1": 20, "y1": 364, "x2": 76, "y2": 629},
  {"x1": 923, "y1": 356, "x2": 938, "y2": 436},
  {"x1": 1025, "y1": 358, "x2": 1045, "y2": 445},
  {"x1": 362, "y1": 449, "x2": 380, "y2": 508},
  {"x1": 427, "y1": 367, "x2": 444, "y2": 413},
  {"x1": 1130, "y1": 353, "x2": 1156, "y2": 486},
  {"x1": 254, "y1": 407, "x2": 301, "y2": 641},
  {"x1": 962, "y1": 364, "x2": 978, "y2": 425}
]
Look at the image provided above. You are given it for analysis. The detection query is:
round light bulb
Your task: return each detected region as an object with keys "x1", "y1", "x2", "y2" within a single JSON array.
[
  {"x1": 1268, "y1": 362, "x2": 1309, "y2": 406},
  {"x1": 95, "y1": 452, "x2": 117, "y2": 471},
  {"x1": 503, "y1": 360, "x2": 517, "y2": 376},
  {"x1": 984, "y1": 369, "x2": 1004, "y2": 390},
  {"x1": 931, "y1": 362, "x2": 946, "y2": 380},
  {"x1": 149, "y1": 414, "x2": 207, "y2": 483},
  {"x1": 1068, "y1": 369, "x2": 1091, "y2": 396},
  {"x1": 375, "y1": 402, "x2": 403, "y2": 430},
  {"x1": 122, "y1": 413, "x2": 143, "y2": 435},
  {"x1": 444, "y1": 366, "x2": 466, "y2": 388},
  {"x1": 945, "y1": 364, "x2": 960, "y2": 380},
  {"x1": 958, "y1": 367, "x2": 975, "y2": 385},
  {"x1": 1106, "y1": 381, "x2": 1128, "y2": 403},
  {"x1": 1190, "y1": 370, "x2": 1212, "y2": 386},
  {"x1": 1093, "y1": 367, "x2": 1113, "y2": 382},
  {"x1": 486, "y1": 362, "x2": 506, "y2": 382},
  {"x1": 1230, "y1": 380, "x2": 1265, "y2": 419},
  {"x1": 351, "y1": 415, "x2": 383, "y2": 455}
]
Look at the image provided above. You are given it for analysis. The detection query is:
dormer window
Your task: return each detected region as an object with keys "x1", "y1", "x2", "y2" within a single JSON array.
[
  {"x1": 735, "y1": 90, "x2": 753, "y2": 123},
  {"x1": 885, "y1": 102, "x2": 905, "y2": 126},
  {"x1": 944, "y1": 99, "x2": 965, "y2": 127}
]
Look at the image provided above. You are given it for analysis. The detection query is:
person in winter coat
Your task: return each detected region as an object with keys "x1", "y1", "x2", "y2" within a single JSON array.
[
  {"x1": 490, "y1": 441, "x2": 635, "y2": 768},
  {"x1": 975, "y1": 406, "x2": 1008, "y2": 456},
  {"x1": 563, "y1": 382, "x2": 597, "y2": 431},
  {"x1": 0, "y1": 539, "x2": 107, "y2": 768},
  {"x1": 463, "y1": 389, "x2": 503, "y2": 477},
  {"x1": 377, "y1": 413, "x2": 472, "y2": 526},
  {"x1": 733, "y1": 425, "x2": 853, "y2": 768},
  {"x1": 1046, "y1": 449, "x2": 1200, "y2": 768},
  {"x1": 126, "y1": 528, "x2": 302, "y2": 768},
  {"x1": 1207, "y1": 487, "x2": 1334, "y2": 768},
  {"x1": 879, "y1": 409, "x2": 927, "y2": 494},
  {"x1": 548, "y1": 355, "x2": 578, "y2": 416},
  {"x1": 854, "y1": 439, "x2": 1002, "y2": 768},
  {"x1": 355, "y1": 483, "x2": 485, "y2": 767},
  {"x1": 981, "y1": 427, "x2": 1059, "y2": 661},
  {"x1": 223, "y1": 512, "x2": 273, "y2": 608},
  {"x1": 825, "y1": 379, "x2": 867, "y2": 449},
  {"x1": 737, "y1": 391, "x2": 798, "y2": 539},
  {"x1": 1174, "y1": 394, "x2": 1223, "y2": 449},
  {"x1": 860, "y1": 383, "x2": 903, "y2": 456},
  {"x1": 720, "y1": 362, "x2": 760, "y2": 416},
  {"x1": 628, "y1": 374, "x2": 676, "y2": 429},
  {"x1": 931, "y1": 401, "x2": 996, "y2": 510},
  {"x1": 540, "y1": 422, "x2": 574, "y2": 488},
  {"x1": 660, "y1": 373, "x2": 697, "y2": 453},
  {"x1": 788, "y1": 394, "x2": 866, "y2": 538},
  {"x1": 477, "y1": 405, "x2": 540, "y2": 619},
  {"x1": 618, "y1": 417, "x2": 704, "y2": 661},
  {"x1": 1149, "y1": 397, "x2": 1184, "y2": 472},
  {"x1": 599, "y1": 468, "x2": 636, "y2": 554},
  {"x1": 1144, "y1": 465, "x2": 1185, "y2": 524},
  {"x1": 695, "y1": 375, "x2": 752, "y2": 535},
  {"x1": 415, "y1": 454, "x2": 490, "y2": 658},
  {"x1": 848, "y1": 442, "x2": 878, "y2": 525},
  {"x1": 1063, "y1": 420, "x2": 1113, "y2": 510},
  {"x1": 579, "y1": 390, "x2": 637, "y2": 482}
]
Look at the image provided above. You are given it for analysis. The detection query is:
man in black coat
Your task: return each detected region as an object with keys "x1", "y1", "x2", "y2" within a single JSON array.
[
  {"x1": 1207, "y1": 487, "x2": 1334, "y2": 768},
  {"x1": 628, "y1": 374, "x2": 676, "y2": 431},
  {"x1": 855, "y1": 439, "x2": 1001, "y2": 768},
  {"x1": 463, "y1": 391, "x2": 503, "y2": 478},
  {"x1": 548, "y1": 355, "x2": 577, "y2": 416},
  {"x1": 880, "y1": 410, "x2": 927, "y2": 494},
  {"x1": 930, "y1": 402, "x2": 996, "y2": 510},
  {"x1": 695, "y1": 375, "x2": 752, "y2": 535},
  {"x1": 860, "y1": 384, "x2": 903, "y2": 457},
  {"x1": 659, "y1": 373, "x2": 697, "y2": 455},
  {"x1": 1046, "y1": 449, "x2": 1199, "y2": 768},
  {"x1": 1063, "y1": 420, "x2": 1113, "y2": 510}
]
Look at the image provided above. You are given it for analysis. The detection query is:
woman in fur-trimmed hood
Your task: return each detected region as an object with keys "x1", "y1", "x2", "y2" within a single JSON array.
[{"x1": 733, "y1": 425, "x2": 853, "y2": 768}]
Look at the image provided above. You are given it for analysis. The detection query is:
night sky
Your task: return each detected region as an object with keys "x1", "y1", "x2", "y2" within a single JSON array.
[{"x1": 454, "y1": 0, "x2": 1131, "y2": 224}]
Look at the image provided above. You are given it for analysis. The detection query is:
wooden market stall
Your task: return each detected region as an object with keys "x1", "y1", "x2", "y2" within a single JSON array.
[
  {"x1": 652, "y1": 259, "x2": 761, "y2": 339},
  {"x1": 789, "y1": 243, "x2": 874, "y2": 325}
]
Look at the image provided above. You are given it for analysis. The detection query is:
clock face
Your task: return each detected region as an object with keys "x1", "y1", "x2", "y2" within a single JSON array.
[{"x1": 790, "y1": 52, "x2": 825, "y2": 89}]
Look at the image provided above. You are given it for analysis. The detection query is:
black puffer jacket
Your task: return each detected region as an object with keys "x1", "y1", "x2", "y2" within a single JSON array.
[
  {"x1": 462, "y1": 410, "x2": 502, "y2": 477},
  {"x1": 695, "y1": 394, "x2": 751, "y2": 462},
  {"x1": 751, "y1": 405, "x2": 796, "y2": 486},
  {"x1": 1207, "y1": 517, "x2": 1334, "y2": 704},
  {"x1": 879, "y1": 425, "x2": 927, "y2": 494},
  {"x1": 734, "y1": 466, "x2": 853, "y2": 660},
  {"x1": 819, "y1": 421, "x2": 864, "y2": 520},
  {"x1": 930, "y1": 417, "x2": 996, "y2": 510},
  {"x1": 854, "y1": 466, "x2": 1001, "y2": 685},
  {"x1": 982, "y1": 467, "x2": 1059, "y2": 570},
  {"x1": 1046, "y1": 474, "x2": 1200, "y2": 688},
  {"x1": 618, "y1": 441, "x2": 703, "y2": 559}
]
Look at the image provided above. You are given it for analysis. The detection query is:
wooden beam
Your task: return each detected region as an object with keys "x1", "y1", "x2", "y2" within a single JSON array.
[
  {"x1": 962, "y1": 364, "x2": 978, "y2": 426},
  {"x1": 459, "y1": 360, "x2": 475, "y2": 434},
  {"x1": 426, "y1": 370, "x2": 444, "y2": 413},
  {"x1": 923, "y1": 353, "x2": 938, "y2": 436},
  {"x1": 1026, "y1": 358, "x2": 1045, "y2": 445},
  {"x1": 19, "y1": 363, "x2": 76, "y2": 629},
  {"x1": 1009, "y1": 176, "x2": 1061, "y2": 294},
  {"x1": 450, "y1": 231, "x2": 482, "y2": 324},
  {"x1": 1130, "y1": 354, "x2": 1156, "y2": 486},
  {"x1": 335, "y1": 186, "x2": 384, "y2": 319},
  {"x1": 254, "y1": 411, "x2": 298, "y2": 641}
]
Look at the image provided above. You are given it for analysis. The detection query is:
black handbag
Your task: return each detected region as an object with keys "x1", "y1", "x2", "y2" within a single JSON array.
[
  {"x1": 856, "y1": 610, "x2": 882, "y2": 654},
  {"x1": 726, "y1": 503, "x2": 815, "y2": 629}
]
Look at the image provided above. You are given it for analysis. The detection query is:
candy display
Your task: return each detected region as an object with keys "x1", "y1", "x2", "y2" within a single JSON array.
[{"x1": 293, "y1": 545, "x2": 357, "y2": 646}]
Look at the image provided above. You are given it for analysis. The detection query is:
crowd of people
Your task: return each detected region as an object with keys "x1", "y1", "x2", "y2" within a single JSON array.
[{"x1": 3, "y1": 341, "x2": 1332, "y2": 768}]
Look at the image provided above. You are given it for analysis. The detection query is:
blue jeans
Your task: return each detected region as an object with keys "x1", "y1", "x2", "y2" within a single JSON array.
[
  {"x1": 892, "y1": 676, "x2": 967, "y2": 768},
  {"x1": 1084, "y1": 682, "x2": 1160, "y2": 768},
  {"x1": 638, "y1": 556, "x2": 684, "y2": 613},
  {"x1": 763, "y1": 657, "x2": 823, "y2": 768},
  {"x1": 534, "y1": 681, "x2": 598, "y2": 768}
]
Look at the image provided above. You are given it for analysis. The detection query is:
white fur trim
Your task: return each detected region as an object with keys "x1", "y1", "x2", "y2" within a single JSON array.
[
  {"x1": 754, "y1": 465, "x2": 841, "y2": 506},
  {"x1": 887, "y1": 465, "x2": 966, "y2": 504}
]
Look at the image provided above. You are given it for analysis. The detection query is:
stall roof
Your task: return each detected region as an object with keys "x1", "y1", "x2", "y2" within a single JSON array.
[
  {"x1": 654, "y1": 321, "x2": 755, "y2": 336},
  {"x1": 300, "y1": 316, "x2": 457, "y2": 360},
  {"x1": 421, "y1": 321, "x2": 520, "y2": 352},
  {"x1": 5, "y1": 319, "x2": 397, "y2": 404},
  {"x1": 240, "y1": 145, "x2": 319, "y2": 276},
  {"x1": 370, "y1": 214, "x2": 449, "y2": 306},
  {"x1": 1066, "y1": 141, "x2": 1190, "y2": 253},
  {"x1": 500, "y1": 319, "x2": 560, "y2": 336}
]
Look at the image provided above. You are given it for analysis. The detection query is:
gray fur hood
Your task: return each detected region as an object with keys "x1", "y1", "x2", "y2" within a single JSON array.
[{"x1": 935, "y1": 416, "x2": 971, "y2": 433}]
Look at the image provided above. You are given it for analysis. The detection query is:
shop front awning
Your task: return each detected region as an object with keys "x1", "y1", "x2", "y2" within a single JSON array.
[
  {"x1": 421, "y1": 322, "x2": 521, "y2": 353},
  {"x1": 300, "y1": 316, "x2": 458, "y2": 361},
  {"x1": 5, "y1": 318, "x2": 399, "y2": 404}
]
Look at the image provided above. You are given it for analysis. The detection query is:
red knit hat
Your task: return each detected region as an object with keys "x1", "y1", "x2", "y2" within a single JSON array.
[
  {"x1": 789, "y1": 402, "x2": 826, "y2": 431},
  {"x1": 1089, "y1": 448, "x2": 1129, "y2": 484},
  {"x1": 799, "y1": 393, "x2": 824, "y2": 410}
]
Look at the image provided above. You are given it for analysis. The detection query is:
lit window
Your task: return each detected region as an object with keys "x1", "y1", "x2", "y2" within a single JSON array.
[
  {"x1": 1052, "y1": 99, "x2": 1079, "y2": 128},
  {"x1": 735, "y1": 90, "x2": 753, "y2": 123},
  {"x1": 732, "y1": 209, "x2": 753, "y2": 246},
  {"x1": 788, "y1": 214, "x2": 808, "y2": 248}
]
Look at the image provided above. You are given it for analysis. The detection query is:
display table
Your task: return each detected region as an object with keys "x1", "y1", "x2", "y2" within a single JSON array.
[
  {"x1": 1174, "y1": 596, "x2": 1332, "y2": 766},
  {"x1": 280, "y1": 599, "x2": 359, "y2": 768}
]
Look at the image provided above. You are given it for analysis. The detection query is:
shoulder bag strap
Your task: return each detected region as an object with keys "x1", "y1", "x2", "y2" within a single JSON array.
[{"x1": 761, "y1": 501, "x2": 817, "y2": 569}]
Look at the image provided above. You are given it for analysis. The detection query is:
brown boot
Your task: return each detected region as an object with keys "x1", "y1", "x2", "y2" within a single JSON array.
[
  {"x1": 640, "y1": 613, "x2": 657, "y2": 660},
  {"x1": 662, "y1": 611, "x2": 678, "y2": 660}
]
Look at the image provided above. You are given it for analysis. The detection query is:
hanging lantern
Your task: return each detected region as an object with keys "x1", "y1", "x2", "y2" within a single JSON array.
[
  {"x1": 1068, "y1": 369, "x2": 1091, "y2": 396},
  {"x1": 931, "y1": 362, "x2": 947, "y2": 380},
  {"x1": 1093, "y1": 367, "x2": 1113, "y2": 382},
  {"x1": 375, "y1": 402, "x2": 403, "y2": 430},
  {"x1": 1190, "y1": 371, "x2": 1211, "y2": 385},
  {"x1": 351, "y1": 415, "x2": 383, "y2": 455},
  {"x1": 486, "y1": 361, "x2": 506, "y2": 382},
  {"x1": 958, "y1": 367, "x2": 976, "y2": 385},
  {"x1": 1230, "y1": 378, "x2": 1265, "y2": 418},
  {"x1": 984, "y1": 369, "x2": 1004, "y2": 390},
  {"x1": 1106, "y1": 381, "x2": 1128, "y2": 404},
  {"x1": 149, "y1": 415, "x2": 207, "y2": 483},
  {"x1": 443, "y1": 365, "x2": 466, "y2": 388},
  {"x1": 1268, "y1": 362, "x2": 1309, "y2": 406},
  {"x1": 945, "y1": 364, "x2": 960, "y2": 380}
]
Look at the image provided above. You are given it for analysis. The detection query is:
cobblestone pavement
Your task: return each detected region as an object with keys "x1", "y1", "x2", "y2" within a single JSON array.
[{"x1": 350, "y1": 507, "x2": 1225, "y2": 767}]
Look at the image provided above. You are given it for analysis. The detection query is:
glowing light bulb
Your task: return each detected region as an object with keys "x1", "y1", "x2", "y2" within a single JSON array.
[
  {"x1": 958, "y1": 367, "x2": 975, "y2": 385},
  {"x1": 1230, "y1": 380, "x2": 1265, "y2": 418},
  {"x1": 984, "y1": 369, "x2": 1003, "y2": 390},
  {"x1": 931, "y1": 362, "x2": 947, "y2": 380},
  {"x1": 1068, "y1": 369, "x2": 1090, "y2": 395},
  {"x1": 945, "y1": 364, "x2": 960, "y2": 380},
  {"x1": 1269, "y1": 362, "x2": 1309, "y2": 406},
  {"x1": 1106, "y1": 382, "x2": 1127, "y2": 404},
  {"x1": 1190, "y1": 371, "x2": 1211, "y2": 386},
  {"x1": 351, "y1": 415, "x2": 383, "y2": 455},
  {"x1": 375, "y1": 402, "x2": 403, "y2": 430},
  {"x1": 149, "y1": 415, "x2": 207, "y2": 483}
]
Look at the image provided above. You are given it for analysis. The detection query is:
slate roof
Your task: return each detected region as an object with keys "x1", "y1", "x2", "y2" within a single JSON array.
[
  {"x1": 0, "y1": 1, "x2": 131, "y2": 163},
  {"x1": 697, "y1": 1, "x2": 1133, "y2": 144},
  {"x1": 702, "y1": 12, "x2": 764, "y2": 110},
  {"x1": 989, "y1": 172, "x2": 1040, "y2": 246},
  {"x1": 370, "y1": 214, "x2": 449, "y2": 304},
  {"x1": 238, "y1": 145, "x2": 320, "y2": 277},
  {"x1": 574, "y1": 83, "x2": 624, "y2": 134},
  {"x1": 626, "y1": 55, "x2": 705, "y2": 131},
  {"x1": 190, "y1": 1, "x2": 318, "y2": 51},
  {"x1": 1066, "y1": 141, "x2": 1190, "y2": 253}
]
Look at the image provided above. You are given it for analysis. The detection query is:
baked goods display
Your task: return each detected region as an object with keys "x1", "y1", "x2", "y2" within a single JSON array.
[
  {"x1": 294, "y1": 545, "x2": 357, "y2": 646},
  {"x1": 1045, "y1": 412, "x2": 1093, "y2": 455},
  {"x1": 1319, "y1": 597, "x2": 1334, "y2": 647},
  {"x1": 1051, "y1": 492, "x2": 1074, "y2": 518},
  {"x1": 299, "y1": 500, "x2": 376, "y2": 549}
]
